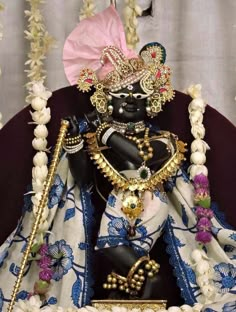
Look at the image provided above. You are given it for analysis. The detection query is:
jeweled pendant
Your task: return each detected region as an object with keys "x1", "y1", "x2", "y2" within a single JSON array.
[
  {"x1": 137, "y1": 165, "x2": 151, "y2": 181},
  {"x1": 122, "y1": 194, "x2": 143, "y2": 220}
]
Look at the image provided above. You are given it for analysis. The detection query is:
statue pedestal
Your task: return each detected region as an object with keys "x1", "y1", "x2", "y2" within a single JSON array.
[{"x1": 92, "y1": 300, "x2": 167, "y2": 311}]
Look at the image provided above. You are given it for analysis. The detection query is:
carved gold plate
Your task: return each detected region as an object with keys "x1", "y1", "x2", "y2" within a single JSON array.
[{"x1": 91, "y1": 299, "x2": 167, "y2": 311}]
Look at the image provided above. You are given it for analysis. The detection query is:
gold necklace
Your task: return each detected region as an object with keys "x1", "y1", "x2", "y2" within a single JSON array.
[
  {"x1": 125, "y1": 127, "x2": 154, "y2": 162},
  {"x1": 85, "y1": 131, "x2": 186, "y2": 231}
]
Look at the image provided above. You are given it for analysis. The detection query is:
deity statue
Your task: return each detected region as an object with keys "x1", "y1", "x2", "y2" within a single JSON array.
[{"x1": 0, "y1": 5, "x2": 236, "y2": 312}]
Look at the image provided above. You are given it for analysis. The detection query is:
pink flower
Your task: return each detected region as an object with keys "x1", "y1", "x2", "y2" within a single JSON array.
[
  {"x1": 197, "y1": 217, "x2": 212, "y2": 231},
  {"x1": 39, "y1": 256, "x2": 51, "y2": 269},
  {"x1": 39, "y1": 269, "x2": 53, "y2": 281},
  {"x1": 196, "y1": 231, "x2": 212, "y2": 244},
  {"x1": 39, "y1": 244, "x2": 48, "y2": 256},
  {"x1": 195, "y1": 206, "x2": 214, "y2": 219},
  {"x1": 193, "y1": 173, "x2": 209, "y2": 189}
]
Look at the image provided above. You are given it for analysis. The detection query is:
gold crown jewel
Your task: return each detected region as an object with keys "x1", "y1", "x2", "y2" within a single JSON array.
[
  {"x1": 101, "y1": 46, "x2": 147, "y2": 92},
  {"x1": 139, "y1": 45, "x2": 175, "y2": 115}
]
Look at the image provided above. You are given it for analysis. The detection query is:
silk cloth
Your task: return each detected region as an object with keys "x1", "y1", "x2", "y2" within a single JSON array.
[{"x1": 0, "y1": 127, "x2": 236, "y2": 311}]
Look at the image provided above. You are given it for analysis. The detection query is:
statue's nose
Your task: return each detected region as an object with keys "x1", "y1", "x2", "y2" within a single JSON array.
[{"x1": 126, "y1": 93, "x2": 134, "y2": 104}]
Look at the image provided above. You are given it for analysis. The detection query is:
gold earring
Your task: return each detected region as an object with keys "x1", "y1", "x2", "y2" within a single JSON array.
[
  {"x1": 149, "y1": 93, "x2": 162, "y2": 115},
  {"x1": 90, "y1": 83, "x2": 108, "y2": 114}
]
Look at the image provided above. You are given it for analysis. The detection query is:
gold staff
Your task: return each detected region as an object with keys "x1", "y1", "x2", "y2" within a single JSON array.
[{"x1": 7, "y1": 119, "x2": 70, "y2": 312}]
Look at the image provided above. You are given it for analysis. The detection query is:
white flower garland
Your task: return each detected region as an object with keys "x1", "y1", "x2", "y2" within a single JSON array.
[
  {"x1": 0, "y1": 2, "x2": 4, "y2": 130},
  {"x1": 187, "y1": 84, "x2": 210, "y2": 180},
  {"x1": 15, "y1": 295, "x2": 204, "y2": 312},
  {"x1": 124, "y1": 0, "x2": 142, "y2": 49},
  {"x1": 79, "y1": 0, "x2": 95, "y2": 21},
  {"x1": 187, "y1": 84, "x2": 217, "y2": 304},
  {"x1": 25, "y1": 0, "x2": 55, "y2": 238}
]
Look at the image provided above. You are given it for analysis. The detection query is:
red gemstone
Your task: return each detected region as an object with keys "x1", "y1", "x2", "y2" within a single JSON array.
[
  {"x1": 151, "y1": 52, "x2": 156, "y2": 58},
  {"x1": 156, "y1": 70, "x2": 161, "y2": 78}
]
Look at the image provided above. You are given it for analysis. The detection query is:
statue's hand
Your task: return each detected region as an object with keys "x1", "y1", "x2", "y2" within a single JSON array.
[
  {"x1": 84, "y1": 110, "x2": 101, "y2": 131},
  {"x1": 64, "y1": 115, "x2": 79, "y2": 136}
]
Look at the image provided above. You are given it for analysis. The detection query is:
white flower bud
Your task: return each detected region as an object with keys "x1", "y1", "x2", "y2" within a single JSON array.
[
  {"x1": 196, "y1": 260, "x2": 210, "y2": 275},
  {"x1": 196, "y1": 275, "x2": 210, "y2": 287},
  {"x1": 189, "y1": 98, "x2": 206, "y2": 113},
  {"x1": 31, "y1": 107, "x2": 51, "y2": 125},
  {"x1": 201, "y1": 284, "x2": 216, "y2": 297},
  {"x1": 192, "y1": 303, "x2": 203, "y2": 312},
  {"x1": 32, "y1": 137, "x2": 48, "y2": 151},
  {"x1": 135, "y1": 5, "x2": 142, "y2": 15},
  {"x1": 32, "y1": 81, "x2": 46, "y2": 95},
  {"x1": 34, "y1": 124, "x2": 48, "y2": 138},
  {"x1": 79, "y1": 308, "x2": 90, "y2": 312},
  {"x1": 189, "y1": 164, "x2": 208, "y2": 179},
  {"x1": 191, "y1": 139, "x2": 210, "y2": 153},
  {"x1": 190, "y1": 151, "x2": 206, "y2": 165},
  {"x1": 187, "y1": 84, "x2": 202, "y2": 99},
  {"x1": 32, "y1": 193, "x2": 43, "y2": 207},
  {"x1": 32, "y1": 178, "x2": 44, "y2": 193},
  {"x1": 85, "y1": 306, "x2": 100, "y2": 312},
  {"x1": 168, "y1": 307, "x2": 182, "y2": 312},
  {"x1": 180, "y1": 305, "x2": 193, "y2": 312},
  {"x1": 191, "y1": 124, "x2": 205, "y2": 139},
  {"x1": 33, "y1": 152, "x2": 48, "y2": 167},
  {"x1": 189, "y1": 110, "x2": 203, "y2": 124},
  {"x1": 191, "y1": 249, "x2": 203, "y2": 262},
  {"x1": 31, "y1": 97, "x2": 47, "y2": 110},
  {"x1": 32, "y1": 165, "x2": 48, "y2": 182}
]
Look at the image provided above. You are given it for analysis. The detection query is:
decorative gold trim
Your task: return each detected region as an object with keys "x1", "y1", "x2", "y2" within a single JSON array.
[{"x1": 91, "y1": 299, "x2": 167, "y2": 311}]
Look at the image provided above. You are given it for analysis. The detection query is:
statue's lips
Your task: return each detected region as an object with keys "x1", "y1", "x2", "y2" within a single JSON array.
[{"x1": 124, "y1": 104, "x2": 137, "y2": 112}]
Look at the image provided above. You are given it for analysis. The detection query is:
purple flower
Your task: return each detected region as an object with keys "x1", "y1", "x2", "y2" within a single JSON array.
[
  {"x1": 193, "y1": 173, "x2": 209, "y2": 189},
  {"x1": 195, "y1": 206, "x2": 214, "y2": 219},
  {"x1": 197, "y1": 217, "x2": 212, "y2": 231},
  {"x1": 39, "y1": 256, "x2": 51, "y2": 269},
  {"x1": 39, "y1": 269, "x2": 53, "y2": 281},
  {"x1": 196, "y1": 231, "x2": 212, "y2": 244},
  {"x1": 39, "y1": 244, "x2": 49, "y2": 256}
]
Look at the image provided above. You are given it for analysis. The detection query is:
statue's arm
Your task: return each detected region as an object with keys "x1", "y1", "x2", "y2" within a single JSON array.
[
  {"x1": 65, "y1": 116, "x2": 93, "y2": 187},
  {"x1": 105, "y1": 131, "x2": 172, "y2": 170}
]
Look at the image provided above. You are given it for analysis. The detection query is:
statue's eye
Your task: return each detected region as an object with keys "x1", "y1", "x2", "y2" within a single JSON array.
[
  {"x1": 109, "y1": 92, "x2": 129, "y2": 99},
  {"x1": 133, "y1": 93, "x2": 149, "y2": 99}
]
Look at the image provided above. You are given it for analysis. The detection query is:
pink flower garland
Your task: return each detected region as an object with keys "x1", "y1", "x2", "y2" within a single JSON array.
[
  {"x1": 29, "y1": 244, "x2": 53, "y2": 299},
  {"x1": 193, "y1": 173, "x2": 213, "y2": 244}
]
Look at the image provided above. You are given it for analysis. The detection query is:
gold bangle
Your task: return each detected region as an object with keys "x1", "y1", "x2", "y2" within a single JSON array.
[
  {"x1": 127, "y1": 255, "x2": 150, "y2": 284},
  {"x1": 64, "y1": 135, "x2": 81, "y2": 143},
  {"x1": 96, "y1": 122, "x2": 111, "y2": 142}
]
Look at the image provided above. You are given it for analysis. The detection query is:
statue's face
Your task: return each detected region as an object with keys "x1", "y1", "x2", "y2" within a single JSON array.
[{"x1": 109, "y1": 82, "x2": 149, "y2": 123}]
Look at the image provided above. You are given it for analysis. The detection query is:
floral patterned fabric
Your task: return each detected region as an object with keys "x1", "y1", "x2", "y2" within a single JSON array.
[{"x1": 0, "y1": 153, "x2": 236, "y2": 311}]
